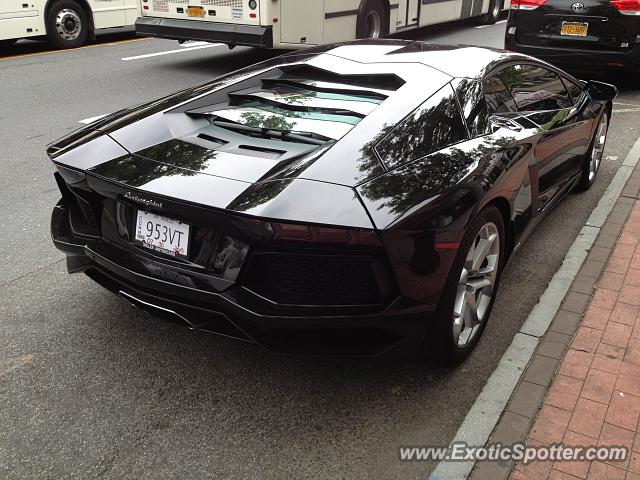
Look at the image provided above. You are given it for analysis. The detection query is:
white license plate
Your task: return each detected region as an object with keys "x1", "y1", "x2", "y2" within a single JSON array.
[{"x1": 135, "y1": 211, "x2": 191, "y2": 259}]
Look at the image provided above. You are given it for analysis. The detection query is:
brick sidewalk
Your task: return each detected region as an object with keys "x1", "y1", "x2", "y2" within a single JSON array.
[{"x1": 511, "y1": 199, "x2": 640, "y2": 480}]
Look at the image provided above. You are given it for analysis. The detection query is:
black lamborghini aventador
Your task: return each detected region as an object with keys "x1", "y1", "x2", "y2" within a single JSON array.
[{"x1": 48, "y1": 40, "x2": 617, "y2": 363}]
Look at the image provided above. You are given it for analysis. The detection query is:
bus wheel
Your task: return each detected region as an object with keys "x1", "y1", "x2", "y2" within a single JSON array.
[
  {"x1": 356, "y1": 0, "x2": 389, "y2": 39},
  {"x1": 46, "y1": 0, "x2": 90, "y2": 49},
  {"x1": 480, "y1": 0, "x2": 501, "y2": 25}
]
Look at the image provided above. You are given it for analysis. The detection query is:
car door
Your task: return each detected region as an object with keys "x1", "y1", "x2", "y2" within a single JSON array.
[{"x1": 496, "y1": 63, "x2": 588, "y2": 213}]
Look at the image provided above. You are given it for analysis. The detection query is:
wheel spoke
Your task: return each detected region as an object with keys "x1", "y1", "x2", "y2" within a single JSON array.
[
  {"x1": 467, "y1": 277, "x2": 492, "y2": 292},
  {"x1": 476, "y1": 263, "x2": 495, "y2": 277},
  {"x1": 453, "y1": 283, "x2": 467, "y2": 319},
  {"x1": 464, "y1": 241, "x2": 476, "y2": 271},
  {"x1": 464, "y1": 292, "x2": 479, "y2": 328},
  {"x1": 471, "y1": 233, "x2": 497, "y2": 272},
  {"x1": 452, "y1": 314, "x2": 463, "y2": 342}
]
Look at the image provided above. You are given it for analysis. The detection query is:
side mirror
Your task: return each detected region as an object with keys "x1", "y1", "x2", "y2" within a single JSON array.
[{"x1": 585, "y1": 80, "x2": 618, "y2": 101}]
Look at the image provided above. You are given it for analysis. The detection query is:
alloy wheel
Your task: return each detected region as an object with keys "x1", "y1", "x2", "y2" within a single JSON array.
[
  {"x1": 452, "y1": 222, "x2": 500, "y2": 347},
  {"x1": 589, "y1": 113, "x2": 608, "y2": 182}
]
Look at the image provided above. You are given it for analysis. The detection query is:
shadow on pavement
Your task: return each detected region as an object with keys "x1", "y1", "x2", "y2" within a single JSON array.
[
  {"x1": 0, "y1": 29, "x2": 139, "y2": 58},
  {"x1": 153, "y1": 46, "x2": 289, "y2": 75}
]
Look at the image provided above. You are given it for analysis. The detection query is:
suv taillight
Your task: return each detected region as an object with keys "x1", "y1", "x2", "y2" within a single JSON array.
[
  {"x1": 611, "y1": 0, "x2": 640, "y2": 14},
  {"x1": 510, "y1": 0, "x2": 548, "y2": 9}
]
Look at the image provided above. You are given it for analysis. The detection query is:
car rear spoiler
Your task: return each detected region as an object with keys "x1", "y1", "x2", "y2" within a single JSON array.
[{"x1": 584, "y1": 80, "x2": 618, "y2": 102}]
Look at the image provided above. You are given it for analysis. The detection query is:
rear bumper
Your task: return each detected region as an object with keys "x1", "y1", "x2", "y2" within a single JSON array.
[
  {"x1": 135, "y1": 16, "x2": 273, "y2": 48},
  {"x1": 505, "y1": 34, "x2": 640, "y2": 72},
  {"x1": 51, "y1": 200, "x2": 431, "y2": 357}
]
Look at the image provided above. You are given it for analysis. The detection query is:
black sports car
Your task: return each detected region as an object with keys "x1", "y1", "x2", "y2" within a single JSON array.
[
  {"x1": 505, "y1": 0, "x2": 640, "y2": 74},
  {"x1": 48, "y1": 40, "x2": 617, "y2": 363}
]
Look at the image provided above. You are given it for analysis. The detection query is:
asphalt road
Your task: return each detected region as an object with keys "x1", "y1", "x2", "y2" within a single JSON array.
[{"x1": 1, "y1": 20, "x2": 640, "y2": 480}]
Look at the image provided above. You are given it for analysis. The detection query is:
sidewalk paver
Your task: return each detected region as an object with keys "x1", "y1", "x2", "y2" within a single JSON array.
[
  {"x1": 468, "y1": 158, "x2": 640, "y2": 480},
  {"x1": 468, "y1": 133, "x2": 640, "y2": 480},
  {"x1": 511, "y1": 199, "x2": 640, "y2": 480}
]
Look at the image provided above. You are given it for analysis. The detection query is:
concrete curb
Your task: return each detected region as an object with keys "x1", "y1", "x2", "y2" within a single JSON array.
[{"x1": 431, "y1": 133, "x2": 640, "y2": 480}]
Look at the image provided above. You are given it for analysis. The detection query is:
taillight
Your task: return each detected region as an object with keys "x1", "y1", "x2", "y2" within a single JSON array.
[
  {"x1": 267, "y1": 222, "x2": 382, "y2": 248},
  {"x1": 236, "y1": 217, "x2": 383, "y2": 248},
  {"x1": 611, "y1": 0, "x2": 640, "y2": 14},
  {"x1": 511, "y1": 0, "x2": 548, "y2": 9}
]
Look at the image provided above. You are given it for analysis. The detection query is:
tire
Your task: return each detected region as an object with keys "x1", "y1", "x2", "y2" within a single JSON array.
[
  {"x1": 46, "y1": 0, "x2": 90, "y2": 49},
  {"x1": 480, "y1": 0, "x2": 501, "y2": 25},
  {"x1": 356, "y1": 0, "x2": 389, "y2": 39},
  {"x1": 577, "y1": 110, "x2": 609, "y2": 191},
  {"x1": 422, "y1": 205, "x2": 505, "y2": 365}
]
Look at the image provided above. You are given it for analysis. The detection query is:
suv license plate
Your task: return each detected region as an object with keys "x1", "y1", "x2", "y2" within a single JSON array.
[{"x1": 561, "y1": 22, "x2": 588, "y2": 36}]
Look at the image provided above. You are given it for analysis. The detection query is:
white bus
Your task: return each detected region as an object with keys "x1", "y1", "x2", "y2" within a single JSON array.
[
  {"x1": 1, "y1": 0, "x2": 140, "y2": 49},
  {"x1": 136, "y1": 0, "x2": 509, "y2": 50}
]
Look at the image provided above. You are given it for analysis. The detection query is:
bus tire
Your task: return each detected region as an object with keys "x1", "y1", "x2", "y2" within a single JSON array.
[
  {"x1": 46, "y1": 0, "x2": 90, "y2": 49},
  {"x1": 480, "y1": 0, "x2": 501, "y2": 25},
  {"x1": 356, "y1": 0, "x2": 389, "y2": 39}
]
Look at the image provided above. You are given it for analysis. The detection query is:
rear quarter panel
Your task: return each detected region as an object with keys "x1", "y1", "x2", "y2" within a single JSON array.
[{"x1": 357, "y1": 130, "x2": 536, "y2": 305}]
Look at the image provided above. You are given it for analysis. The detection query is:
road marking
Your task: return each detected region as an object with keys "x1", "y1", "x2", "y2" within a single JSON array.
[
  {"x1": 0, "y1": 37, "x2": 149, "y2": 62},
  {"x1": 79, "y1": 114, "x2": 108, "y2": 125},
  {"x1": 122, "y1": 43, "x2": 222, "y2": 61},
  {"x1": 474, "y1": 19, "x2": 507, "y2": 28},
  {"x1": 613, "y1": 101, "x2": 640, "y2": 107},
  {"x1": 613, "y1": 108, "x2": 640, "y2": 114},
  {"x1": 431, "y1": 132, "x2": 640, "y2": 480},
  {"x1": 179, "y1": 41, "x2": 211, "y2": 47}
]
